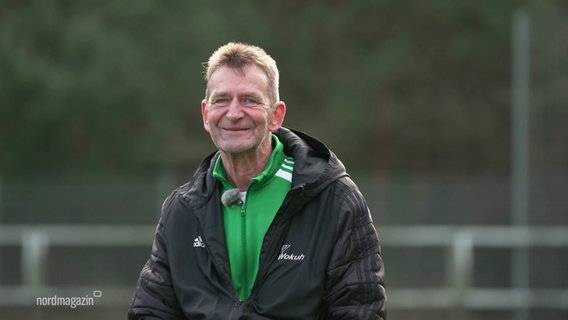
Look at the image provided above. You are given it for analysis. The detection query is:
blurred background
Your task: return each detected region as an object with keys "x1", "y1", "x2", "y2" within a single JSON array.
[{"x1": 1, "y1": 0, "x2": 567, "y2": 319}]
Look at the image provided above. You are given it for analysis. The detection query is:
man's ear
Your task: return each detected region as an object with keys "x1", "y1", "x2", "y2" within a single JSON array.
[
  {"x1": 269, "y1": 101, "x2": 286, "y2": 132},
  {"x1": 201, "y1": 99, "x2": 210, "y2": 132}
]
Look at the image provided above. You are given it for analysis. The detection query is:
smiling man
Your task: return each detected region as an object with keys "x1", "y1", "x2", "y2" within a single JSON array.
[
  {"x1": 128, "y1": 42, "x2": 387, "y2": 320},
  {"x1": 202, "y1": 63, "x2": 286, "y2": 190}
]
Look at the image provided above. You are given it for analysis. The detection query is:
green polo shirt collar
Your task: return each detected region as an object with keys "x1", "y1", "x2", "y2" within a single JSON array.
[{"x1": 213, "y1": 134, "x2": 285, "y2": 191}]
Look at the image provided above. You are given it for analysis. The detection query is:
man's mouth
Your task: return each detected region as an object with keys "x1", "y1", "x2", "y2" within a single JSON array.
[{"x1": 222, "y1": 127, "x2": 249, "y2": 132}]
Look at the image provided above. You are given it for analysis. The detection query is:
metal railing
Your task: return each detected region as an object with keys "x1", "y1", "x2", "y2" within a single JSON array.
[
  {"x1": 381, "y1": 226, "x2": 568, "y2": 310},
  {"x1": 1, "y1": 225, "x2": 567, "y2": 310}
]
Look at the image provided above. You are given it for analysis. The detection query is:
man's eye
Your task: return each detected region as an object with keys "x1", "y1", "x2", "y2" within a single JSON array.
[
  {"x1": 242, "y1": 98, "x2": 265, "y2": 107},
  {"x1": 212, "y1": 98, "x2": 229, "y2": 106}
]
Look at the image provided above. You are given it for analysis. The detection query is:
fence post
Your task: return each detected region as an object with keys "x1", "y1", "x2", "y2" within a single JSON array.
[
  {"x1": 21, "y1": 229, "x2": 49, "y2": 294},
  {"x1": 448, "y1": 229, "x2": 473, "y2": 312},
  {"x1": 511, "y1": 8, "x2": 531, "y2": 320}
]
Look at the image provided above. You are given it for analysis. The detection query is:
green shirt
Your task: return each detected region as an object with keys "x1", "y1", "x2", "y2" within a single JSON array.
[{"x1": 213, "y1": 135, "x2": 294, "y2": 300}]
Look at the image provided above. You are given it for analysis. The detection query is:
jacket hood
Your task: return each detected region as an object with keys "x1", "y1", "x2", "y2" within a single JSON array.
[
  {"x1": 180, "y1": 127, "x2": 348, "y2": 210},
  {"x1": 275, "y1": 127, "x2": 348, "y2": 194}
]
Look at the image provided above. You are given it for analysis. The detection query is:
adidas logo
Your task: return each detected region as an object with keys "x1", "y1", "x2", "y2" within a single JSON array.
[
  {"x1": 277, "y1": 244, "x2": 305, "y2": 261},
  {"x1": 193, "y1": 236, "x2": 205, "y2": 248}
]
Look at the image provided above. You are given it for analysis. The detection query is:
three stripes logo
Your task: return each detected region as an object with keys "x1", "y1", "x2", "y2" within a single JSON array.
[{"x1": 193, "y1": 236, "x2": 205, "y2": 248}]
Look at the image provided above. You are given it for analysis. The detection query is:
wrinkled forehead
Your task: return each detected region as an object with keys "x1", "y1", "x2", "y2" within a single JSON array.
[
  {"x1": 209, "y1": 64, "x2": 268, "y2": 80},
  {"x1": 207, "y1": 65, "x2": 269, "y2": 95}
]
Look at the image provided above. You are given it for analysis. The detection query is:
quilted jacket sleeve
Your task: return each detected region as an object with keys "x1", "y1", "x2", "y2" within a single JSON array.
[
  {"x1": 128, "y1": 196, "x2": 185, "y2": 320},
  {"x1": 324, "y1": 178, "x2": 387, "y2": 320}
]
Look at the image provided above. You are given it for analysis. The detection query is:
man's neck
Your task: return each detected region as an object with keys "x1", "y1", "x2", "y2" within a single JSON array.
[{"x1": 220, "y1": 141, "x2": 273, "y2": 191}]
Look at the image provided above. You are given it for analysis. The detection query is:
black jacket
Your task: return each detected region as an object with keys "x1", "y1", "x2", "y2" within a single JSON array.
[{"x1": 128, "y1": 128, "x2": 386, "y2": 319}]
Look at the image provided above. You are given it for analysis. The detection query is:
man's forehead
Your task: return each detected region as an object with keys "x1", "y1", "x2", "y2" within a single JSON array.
[
  {"x1": 208, "y1": 65, "x2": 269, "y2": 93},
  {"x1": 210, "y1": 64, "x2": 266, "y2": 80}
]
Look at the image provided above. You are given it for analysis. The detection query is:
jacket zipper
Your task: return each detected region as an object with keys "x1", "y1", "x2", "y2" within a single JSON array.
[
  {"x1": 240, "y1": 201, "x2": 248, "y2": 303},
  {"x1": 252, "y1": 188, "x2": 301, "y2": 294}
]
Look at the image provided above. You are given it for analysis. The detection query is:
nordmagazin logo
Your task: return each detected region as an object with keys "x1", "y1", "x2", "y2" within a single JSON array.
[
  {"x1": 36, "y1": 290, "x2": 102, "y2": 308},
  {"x1": 278, "y1": 244, "x2": 305, "y2": 261}
]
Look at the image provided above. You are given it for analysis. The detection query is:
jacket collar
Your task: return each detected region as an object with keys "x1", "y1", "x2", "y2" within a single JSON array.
[
  {"x1": 212, "y1": 134, "x2": 286, "y2": 192},
  {"x1": 181, "y1": 127, "x2": 348, "y2": 210},
  {"x1": 275, "y1": 127, "x2": 348, "y2": 194}
]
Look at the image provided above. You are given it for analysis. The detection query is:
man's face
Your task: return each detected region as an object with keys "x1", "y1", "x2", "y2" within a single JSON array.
[{"x1": 201, "y1": 65, "x2": 285, "y2": 156}]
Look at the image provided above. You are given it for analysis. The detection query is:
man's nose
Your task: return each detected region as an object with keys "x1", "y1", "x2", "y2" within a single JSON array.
[{"x1": 226, "y1": 98, "x2": 244, "y2": 118}]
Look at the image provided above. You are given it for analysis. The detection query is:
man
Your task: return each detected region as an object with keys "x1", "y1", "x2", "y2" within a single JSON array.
[{"x1": 128, "y1": 42, "x2": 386, "y2": 319}]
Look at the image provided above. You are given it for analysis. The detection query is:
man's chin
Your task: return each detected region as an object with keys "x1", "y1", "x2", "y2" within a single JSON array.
[{"x1": 217, "y1": 143, "x2": 255, "y2": 155}]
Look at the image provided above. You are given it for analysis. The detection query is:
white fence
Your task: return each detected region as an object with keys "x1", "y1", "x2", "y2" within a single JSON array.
[
  {"x1": 381, "y1": 226, "x2": 568, "y2": 310},
  {"x1": 0, "y1": 225, "x2": 567, "y2": 310}
]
